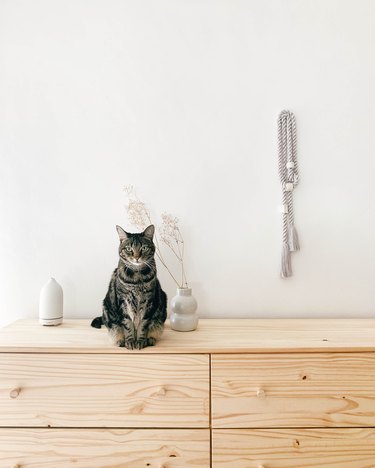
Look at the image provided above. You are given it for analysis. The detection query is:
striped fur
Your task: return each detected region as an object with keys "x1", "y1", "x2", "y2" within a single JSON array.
[{"x1": 91, "y1": 225, "x2": 167, "y2": 349}]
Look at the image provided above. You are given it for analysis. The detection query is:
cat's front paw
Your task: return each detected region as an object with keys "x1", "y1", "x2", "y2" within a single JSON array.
[
  {"x1": 135, "y1": 339, "x2": 148, "y2": 350},
  {"x1": 134, "y1": 338, "x2": 156, "y2": 349},
  {"x1": 124, "y1": 339, "x2": 136, "y2": 350}
]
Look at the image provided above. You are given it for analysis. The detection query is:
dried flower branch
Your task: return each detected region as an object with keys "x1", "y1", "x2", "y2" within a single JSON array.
[
  {"x1": 123, "y1": 185, "x2": 188, "y2": 288},
  {"x1": 160, "y1": 212, "x2": 187, "y2": 288}
]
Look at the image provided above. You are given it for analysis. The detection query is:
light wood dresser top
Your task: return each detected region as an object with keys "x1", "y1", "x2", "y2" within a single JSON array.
[
  {"x1": 1, "y1": 318, "x2": 375, "y2": 353},
  {"x1": 2, "y1": 318, "x2": 375, "y2": 466}
]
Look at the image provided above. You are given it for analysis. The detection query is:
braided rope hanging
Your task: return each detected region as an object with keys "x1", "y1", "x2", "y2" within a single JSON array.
[{"x1": 278, "y1": 110, "x2": 300, "y2": 278}]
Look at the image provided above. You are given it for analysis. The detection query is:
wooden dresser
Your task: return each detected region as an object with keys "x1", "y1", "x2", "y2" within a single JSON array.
[{"x1": 1, "y1": 319, "x2": 375, "y2": 467}]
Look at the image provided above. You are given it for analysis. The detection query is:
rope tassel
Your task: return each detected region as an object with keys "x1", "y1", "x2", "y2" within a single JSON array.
[
  {"x1": 278, "y1": 110, "x2": 300, "y2": 277},
  {"x1": 288, "y1": 224, "x2": 300, "y2": 252},
  {"x1": 281, "y1": 242, "x2": 292, "y2": 278}
]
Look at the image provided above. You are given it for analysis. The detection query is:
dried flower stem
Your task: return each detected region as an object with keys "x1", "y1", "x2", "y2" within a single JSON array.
[{"x1": 160, "y1": 212, "x2": 188, "y2": 288}]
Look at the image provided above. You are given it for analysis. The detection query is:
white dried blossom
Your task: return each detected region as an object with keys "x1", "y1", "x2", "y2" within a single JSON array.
[
  {"x1": 160, "y1": 212, "x2": 180, "y2": 241},
  {"x1": 127, "y1": 199, "x2": 148, "y2": 230}
]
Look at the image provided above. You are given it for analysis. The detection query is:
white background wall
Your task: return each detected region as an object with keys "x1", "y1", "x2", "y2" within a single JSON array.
[{"x1": 1, "y1": 0, "x2": 375, "y2": 327}]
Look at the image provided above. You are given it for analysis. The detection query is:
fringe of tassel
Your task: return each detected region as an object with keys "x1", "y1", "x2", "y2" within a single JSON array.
[
  {"x1": 281, "y1": 242, "x2": 292, "y2": 278},
  {"x1": 281, "y1": 225, "x2": 300, "y2": 278},
  {"x1": 288, "y1": 224, "x2": 300, "y2": 252}
]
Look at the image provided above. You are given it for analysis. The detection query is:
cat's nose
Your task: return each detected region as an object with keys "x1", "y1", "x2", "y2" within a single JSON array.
[{"x1": 134, "y1": 253, "x2": 140, "y2": 260}]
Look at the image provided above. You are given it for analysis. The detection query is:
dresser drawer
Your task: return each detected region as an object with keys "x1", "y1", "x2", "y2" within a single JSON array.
[
  {"x1": 211, "y1": 353, "x2": 375, "y2": 428},
  {"x1": 212, "y1": 429, "x2": 375, "y2": 467},
  {"x1": 0, "y1": 353, "x2": 209, "y2": 428},
  {"x1": 0, "y1": 428, "x2": 210, "y2": 467}
]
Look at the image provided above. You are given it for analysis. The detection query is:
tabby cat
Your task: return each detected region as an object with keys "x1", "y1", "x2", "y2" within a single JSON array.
[{"x1": 91, "y1": 224, "x2": 167, "y2": 349}]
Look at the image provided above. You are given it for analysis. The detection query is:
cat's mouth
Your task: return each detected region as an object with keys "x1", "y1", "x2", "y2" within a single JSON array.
[{"x1": 129, "y1": 259, "x2": 143, "y2": 267}]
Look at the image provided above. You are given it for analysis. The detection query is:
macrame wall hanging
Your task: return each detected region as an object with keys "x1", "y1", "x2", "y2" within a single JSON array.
[{"x1": 278, "y1": 110, "x2": 300, "y2": 278}]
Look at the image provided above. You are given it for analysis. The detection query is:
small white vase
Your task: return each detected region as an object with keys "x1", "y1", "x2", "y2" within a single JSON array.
[
  {"x1": 170, "y1": 288, "x2": 198, "y2": 332},
  {"x1": 39, "y1": 277, "x2": 63, "y2": 326}
]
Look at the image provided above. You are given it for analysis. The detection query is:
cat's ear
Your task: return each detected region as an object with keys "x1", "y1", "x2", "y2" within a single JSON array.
[
  {"x1": 143, "y1": 224, "x2": 155, "y2": 240},
  {"x1": 116, "y1": 225, "x2": 128, "y2": 241}
]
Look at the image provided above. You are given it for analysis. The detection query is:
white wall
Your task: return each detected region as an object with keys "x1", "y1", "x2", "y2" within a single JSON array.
[{"x1": 1, "y1": 0, "x2": 375, "y2": 327}]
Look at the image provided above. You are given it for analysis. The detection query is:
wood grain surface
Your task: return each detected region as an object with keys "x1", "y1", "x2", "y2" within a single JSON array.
[
  {"x1": 212, "y1": 428, "x2": 375, "y2": 467},
  {"x1": 212, "y1": 353, "x2": 375, "y2": 428},
  {"x1": 2, "y1": 319, "x2": 375, "y2": 353},
  {"x1": 0, "y1": 353, "x2": 209, "y2": 427},
  {"x1": 3, "y1": 319, "x2": 375, "y2": 465},
  {"x1": 0, "y1": 428, "x2": 210, "y2": 467}
]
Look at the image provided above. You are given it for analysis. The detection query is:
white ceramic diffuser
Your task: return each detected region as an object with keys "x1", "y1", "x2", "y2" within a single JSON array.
[{"x1": 39, "y1": 277, "x2": 63, "y2": 326}]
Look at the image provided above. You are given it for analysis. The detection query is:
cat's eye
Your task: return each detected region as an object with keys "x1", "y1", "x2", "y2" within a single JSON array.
[
  {"x1": 141, "y1": 246, "x2": 149, "y2": 252},
  {"x1": 125, "y1": 246, "x2": 132, "y2": 253}
]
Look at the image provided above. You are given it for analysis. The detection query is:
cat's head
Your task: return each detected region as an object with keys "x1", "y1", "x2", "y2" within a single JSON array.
[{"x1": 116, "y1": 225, "x2": 156, "y2": 268}]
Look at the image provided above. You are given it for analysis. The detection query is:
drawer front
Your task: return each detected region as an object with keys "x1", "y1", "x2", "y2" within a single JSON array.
[
  {"x1": 212, "y1": 429, "x2": 375, "y2": 467},
  {"x1": 0, "y1": 353, "x2": 209, "y2": 428},
  {"x1": 211, "y1": 353, "x2": 375, "y2": 428},
  {"x1": 0, "y1": 428, "x2": 210, "y2": 467}
]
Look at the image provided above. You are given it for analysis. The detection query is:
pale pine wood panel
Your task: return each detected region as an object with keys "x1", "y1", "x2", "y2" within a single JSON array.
[
  {"x1": 0, "y1": 428, "x2": 210, "y2": 467},
  {"x1": 3, "y1": 319, "x2": 375, "y2": 353},
  {"x1": 0, "y1": 354, "x2": 209, "y2": 427},
  {"x1": 212, "y1": 429, "x2": 375, "y2": 467},
  {"x1": 212, "y1": 353, "x2": 375, "y2": 427}
]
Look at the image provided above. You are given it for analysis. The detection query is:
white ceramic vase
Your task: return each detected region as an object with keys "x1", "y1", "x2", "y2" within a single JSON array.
[
  {"x1": 39, "y1": 277, "x2": 63, "y2": 326},
  {"x1": 170, "y1": 288, "x2": 198, "y2": 332}
]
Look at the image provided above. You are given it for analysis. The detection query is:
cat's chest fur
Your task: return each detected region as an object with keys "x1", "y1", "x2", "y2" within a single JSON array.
[{"x1": 116, "y1": 267, "x2": 155, "y2": 320}]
